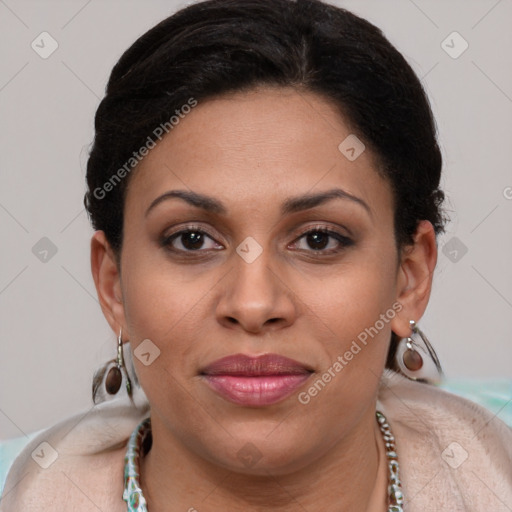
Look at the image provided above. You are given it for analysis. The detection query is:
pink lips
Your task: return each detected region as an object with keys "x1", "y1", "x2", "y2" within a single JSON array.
[{"x1": 200, "y1": 353, "x2": 313, "y2": 407}]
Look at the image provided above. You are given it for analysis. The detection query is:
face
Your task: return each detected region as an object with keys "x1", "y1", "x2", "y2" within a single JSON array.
[{"x1": 107, "y1": 86, "x2": 411, "y2": 474}]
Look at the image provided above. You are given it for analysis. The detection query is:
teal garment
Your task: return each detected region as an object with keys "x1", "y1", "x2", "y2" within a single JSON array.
[
  {"x1": 438, "y1": 378, "x2": 512, "y2": 427},
  {"x1": 0, "y1": 431, "x2": 40, "y2": 497}
]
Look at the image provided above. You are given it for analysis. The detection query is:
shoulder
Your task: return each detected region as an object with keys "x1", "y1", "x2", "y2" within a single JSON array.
[
  {"x1": 1, "y1": 444, "x2": 127, "y2": 512},
  {"x1": 0, "y1": 393, "x2": 150, "y2": 512},
  {"x1": 377, "y1": 370, "x2": 512, "y2": 511}
]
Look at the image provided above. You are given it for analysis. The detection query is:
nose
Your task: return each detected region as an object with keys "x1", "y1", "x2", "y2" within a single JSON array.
[{"x1": 215, "y1": 246, "x2": 297, "y2": 334}]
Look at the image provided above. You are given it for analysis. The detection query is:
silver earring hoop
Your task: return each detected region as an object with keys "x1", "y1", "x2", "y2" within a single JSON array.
[
  {"x1": 396, "y1": 320, "x2": 444, "y2": 384},
  {"x1": 92, "y1": 329, "x2": 133, "y2": 404}
]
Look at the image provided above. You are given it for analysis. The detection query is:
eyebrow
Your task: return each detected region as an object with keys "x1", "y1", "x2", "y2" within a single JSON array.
[{"x1": 145, "y1": 188, "x2": 372, "y2": 218}]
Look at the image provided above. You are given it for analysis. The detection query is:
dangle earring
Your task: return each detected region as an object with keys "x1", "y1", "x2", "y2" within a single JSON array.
[
  {"x1": 403, "y1": 321, "x2": 423, "y2": 372},
  {"x1": 92, "y1": 329, "x2": 133, "y2": 404},
  {"x1": 396, "y1": 320, "x2": 444, "y2": 384}
]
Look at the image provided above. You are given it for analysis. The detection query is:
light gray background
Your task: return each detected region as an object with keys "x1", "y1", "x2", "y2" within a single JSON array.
[{"x1": 1, "y1": 0, "x2": 511, "y2": 439}]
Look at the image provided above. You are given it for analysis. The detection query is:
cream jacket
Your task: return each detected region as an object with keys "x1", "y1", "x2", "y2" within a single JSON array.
[{"x1": 1, "y1": 370, "x2": 511, "y2": 511}]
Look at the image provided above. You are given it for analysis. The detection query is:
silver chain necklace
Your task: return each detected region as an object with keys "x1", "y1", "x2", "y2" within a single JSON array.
[{"x1": 376, "y1": 410, "x2": 404, "y2": 511}]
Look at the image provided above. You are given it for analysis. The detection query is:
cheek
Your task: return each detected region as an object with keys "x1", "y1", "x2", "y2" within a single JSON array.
[
  {"x1": 122, "y1": 264, "x2": 210, "y2": 428},
  {"x1": 120, "y1": 246, "x2": 223, "y2": 396},
  {"x1": 311, "y1": 242, "x2": 398, "y2": 338},
  {"x1": 304, "y1": 248, "x2": 398, "y2": 401},
  {"x1": 314, "y1": 283, "x2": 395, "y2": 377},
  {"x1": 122, "y1": 267, "x2": 205, "y2": 360},
  {"x1": 295, "y1": 279, "x2": 396, "y2": 430},
  {"x1": 121, "y1": 236, "x2": 210, "y2": 336}
]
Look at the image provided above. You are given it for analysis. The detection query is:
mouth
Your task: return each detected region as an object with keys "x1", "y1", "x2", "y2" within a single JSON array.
[{"x1": 199, "y1": 353, "x2": 314, "y2": 407}]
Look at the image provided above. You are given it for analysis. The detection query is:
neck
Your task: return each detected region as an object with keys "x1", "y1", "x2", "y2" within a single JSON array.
[{"x1": 139, "y1": 404, "x2": 388, "y2": 512}]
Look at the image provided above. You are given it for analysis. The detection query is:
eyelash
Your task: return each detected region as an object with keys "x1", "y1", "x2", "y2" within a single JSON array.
[{"x1": 161, "y1": 224, "x2": 354, "y2": 257}]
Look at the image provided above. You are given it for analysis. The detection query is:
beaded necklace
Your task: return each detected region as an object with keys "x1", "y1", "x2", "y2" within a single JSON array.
[{"x1": 123, "y1": 411, "x2": 404, "y2": 511}]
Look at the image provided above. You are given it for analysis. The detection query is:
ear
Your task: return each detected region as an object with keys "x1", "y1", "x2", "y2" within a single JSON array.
[
  {"x1": 390, "y1": 220, "x2": 438, "y2": 338},
  {"x1": 90, "y1": 231, "x2": 126, "y2": 334}
]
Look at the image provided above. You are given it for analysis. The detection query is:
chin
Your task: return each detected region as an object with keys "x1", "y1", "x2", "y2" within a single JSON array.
[{"x1": 200, "y1": 427, "x2": 321, "y2": 477}]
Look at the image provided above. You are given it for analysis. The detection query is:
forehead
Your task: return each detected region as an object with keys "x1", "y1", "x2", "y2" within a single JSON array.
[{"x1": 125, "y1": 86, "x2": 391, "y2": 219}]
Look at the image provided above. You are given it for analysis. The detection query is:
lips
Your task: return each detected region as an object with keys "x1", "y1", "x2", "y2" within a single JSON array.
[
  {"x1": 200, "y1": 353, "x2": 313, "y2": 407},
  {"x1": 200, "y1": 353, "x2": 313, "y2": 376}
]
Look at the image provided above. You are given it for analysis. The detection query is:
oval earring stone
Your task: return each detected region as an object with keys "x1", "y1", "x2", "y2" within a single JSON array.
[
  {"x1": 105, "y1": 365, "x2": 122, "y2": 394},
  {"x1": 403, "y1": 348, "x2": 423, "y2": 371}
]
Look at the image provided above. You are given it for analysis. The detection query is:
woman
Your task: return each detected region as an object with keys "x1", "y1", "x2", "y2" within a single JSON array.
[{"x1": 1, "y1": 0, "x2": 511, "y2": 510}]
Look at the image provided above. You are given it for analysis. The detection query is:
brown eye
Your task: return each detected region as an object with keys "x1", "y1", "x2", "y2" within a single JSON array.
[
  {"x1": 291, "y1": 228, "x2": 354, "y2": 254},
  {"x1": 305, "y1": 231, "x2": 330, "y2": 250},
  {"x1": 177, "y1": 231, "x2": 207, "y2": 250},
  {"x1": 162, "y1": 227, "x2": 222, "y2": 253}
]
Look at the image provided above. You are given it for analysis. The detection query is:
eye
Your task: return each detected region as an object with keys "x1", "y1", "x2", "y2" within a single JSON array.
[
  {"x1": 290, "y1": 226, "x2": 354, "y2": 254},
  {"x1": 161, "y1": 224, "x2": 354, "y2": 256},
  {"x1": 161, "y1": 225, "x2": 223, "y2": 253}
]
